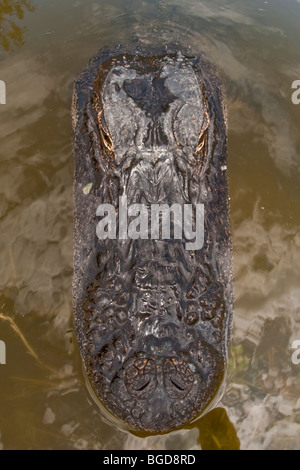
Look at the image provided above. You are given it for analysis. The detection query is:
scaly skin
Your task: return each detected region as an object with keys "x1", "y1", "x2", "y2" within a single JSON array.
[{"x1": 72, "y1": 44, "x2": 233, "y2": 433}]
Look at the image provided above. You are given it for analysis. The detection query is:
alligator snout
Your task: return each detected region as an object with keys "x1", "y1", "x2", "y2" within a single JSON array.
[
  {"x1": 102, "y1": 347, "x2": 224, "y2": 433},
  {"x1": 108, "y1": 353, "x2": 204, "y2": 432},
  {"x1": 125, "y1": 356, "x2": 194, "y2": 400}
]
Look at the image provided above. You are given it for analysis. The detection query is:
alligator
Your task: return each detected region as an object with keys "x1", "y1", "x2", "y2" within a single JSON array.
[{"x1": 72, "y1": 44, "x2": 233, "y2": 433}]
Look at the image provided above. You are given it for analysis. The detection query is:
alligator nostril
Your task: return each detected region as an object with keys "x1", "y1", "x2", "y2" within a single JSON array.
[
  {"x1": 135, "y1": 379, "x2": 151, "y2": 392},
  {"x1": 163, "y1": 357, "x2": 194, "y2": 398},
  {"x1": 125, "y1": 356, "x2": 158, "y2": 399},
  {"x1": 170, "y1": 378, "x2": 185, "y2": 391}
]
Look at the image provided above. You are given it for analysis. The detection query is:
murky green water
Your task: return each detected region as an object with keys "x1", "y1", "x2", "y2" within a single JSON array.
[{"x1": 0, "y1": 0, "x2": 300, "y2": 450}]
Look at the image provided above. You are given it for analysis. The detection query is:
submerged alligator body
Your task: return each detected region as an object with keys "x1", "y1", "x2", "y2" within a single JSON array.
[{"x1": 72, "y1": 44, "x2": 233, "y2": 433}]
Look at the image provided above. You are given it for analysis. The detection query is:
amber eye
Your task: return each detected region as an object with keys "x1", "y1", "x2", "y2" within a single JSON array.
[
  {"x1": 195, "y1": 111, "x2": 209, "y2": 156},
  {"x1": 194, "y1": 130, "x2": 208, "y2": 159},
  {"x1": 98, "y1": 111, "x2": 113, "y2": 152},
  {"x1": 196, "y1": 133, "x2": 206, "y2": 153}
]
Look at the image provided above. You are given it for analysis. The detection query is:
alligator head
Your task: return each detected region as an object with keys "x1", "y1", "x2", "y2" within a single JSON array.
[{"x1": 72, "y1": 45, "x2": 233, "y2": 433}]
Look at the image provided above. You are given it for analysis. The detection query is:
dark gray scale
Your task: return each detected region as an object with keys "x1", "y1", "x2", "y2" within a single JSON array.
[{"x1": 72, "y1": 44, "x2": 233, "y2": 433}]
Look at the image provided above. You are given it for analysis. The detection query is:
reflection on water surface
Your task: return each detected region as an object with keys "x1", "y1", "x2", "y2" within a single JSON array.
[{"x1": 0, "y1": 0, "x2": 35, "y2": 51}]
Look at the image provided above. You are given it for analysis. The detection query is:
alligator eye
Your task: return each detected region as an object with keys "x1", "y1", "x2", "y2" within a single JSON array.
[
  {"x1": 195, "y1": 128, "x2": 208, "y2": 156},
  {"x1": 195, "y1": 111, "x2": 210, "y2": 156},
  {"x1": 196, "y1": 133, "x2": 206, "y2": 153},
  {"x1": 98, "y1": 111, "x2": 113, "y2": 152}
]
